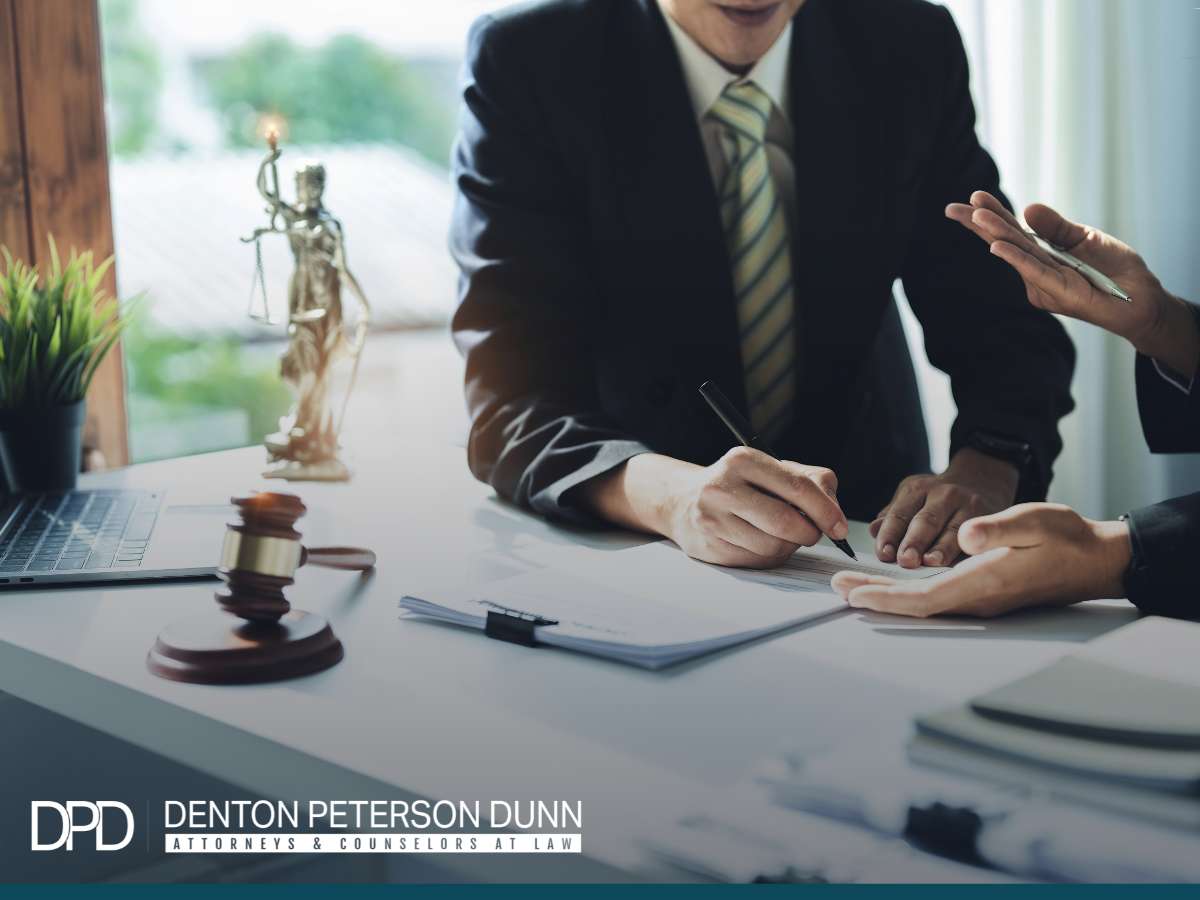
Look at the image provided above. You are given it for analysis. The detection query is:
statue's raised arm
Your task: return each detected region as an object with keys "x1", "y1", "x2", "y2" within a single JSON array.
[{"x1": 256, "y1": 147, "x2": 299, "y2": 229}]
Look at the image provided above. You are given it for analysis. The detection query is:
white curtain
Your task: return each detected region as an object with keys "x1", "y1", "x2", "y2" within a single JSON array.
[{"x1": 903, "y1": 0, "x2": 1200, "y2": 518}]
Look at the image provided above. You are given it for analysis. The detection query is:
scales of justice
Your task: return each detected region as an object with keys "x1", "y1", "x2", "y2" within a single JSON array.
[{"x1": 242, "y1": 119, "x2": 370, "y2": 482}]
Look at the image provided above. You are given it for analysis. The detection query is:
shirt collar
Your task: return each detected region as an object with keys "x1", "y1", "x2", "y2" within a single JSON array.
[{"x1": 658, "y1": 1, "x2": 793, "y2": 124}]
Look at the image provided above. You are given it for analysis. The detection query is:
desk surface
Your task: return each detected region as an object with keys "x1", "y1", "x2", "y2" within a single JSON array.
[{"x1": 0, "y1": 441, "x2": 1139, "y2": 882}]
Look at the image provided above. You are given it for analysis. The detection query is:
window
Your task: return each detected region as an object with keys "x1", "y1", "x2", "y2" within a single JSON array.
[{"x1": 99, "y1": 0, "x2": 509, "y2": 461}]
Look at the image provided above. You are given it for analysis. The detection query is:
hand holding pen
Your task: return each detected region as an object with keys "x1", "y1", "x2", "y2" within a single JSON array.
[
  {"x1": 699, "y1": 381, "x2": 857, "y2": 561},
  {"x1": 947, "y1": 191, "x2": 1200, "y2": 379},
  {"x1": 579, "y1": 382, "x2": 855, "y2": 569}
]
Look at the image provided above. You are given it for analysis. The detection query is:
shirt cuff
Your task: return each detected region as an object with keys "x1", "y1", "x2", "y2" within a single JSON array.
[
  {"x1": 1120, "y1": 500, "x2": 1200, "y2": 619},
  {"x1": 1152, "y1": 358, "x2": 1195, "y2": 395}
]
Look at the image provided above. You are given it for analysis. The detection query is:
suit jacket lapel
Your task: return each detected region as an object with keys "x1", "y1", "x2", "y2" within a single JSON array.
[
  {"x1": 785, "y1": 0, "x2": 886, "y2": 458},
  {"x1": 607, "y1": 0, "x2": 749, "y2": 416}
]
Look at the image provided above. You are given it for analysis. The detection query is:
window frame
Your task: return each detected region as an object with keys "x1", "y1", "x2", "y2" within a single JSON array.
[{"x1": 0, "y1": 0, "x2": 129, "y2": 468}]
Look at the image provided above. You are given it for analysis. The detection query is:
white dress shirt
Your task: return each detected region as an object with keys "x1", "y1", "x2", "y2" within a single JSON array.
[
  {"x1": 662, "y1": 6, "x2": 1190, "y2": 405},
  {"x1": 658, "y1": 3, "x2": 798, "y2": 233}
]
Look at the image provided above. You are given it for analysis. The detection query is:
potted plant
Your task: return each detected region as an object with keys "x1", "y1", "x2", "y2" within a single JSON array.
[{"x1": 0, "y1": 239, "x2": 135, "y2": 491}]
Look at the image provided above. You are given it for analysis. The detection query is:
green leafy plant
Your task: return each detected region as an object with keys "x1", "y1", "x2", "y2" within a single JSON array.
[{"x1": 0, "y1": 239, "x2": 138, "y2": 409}]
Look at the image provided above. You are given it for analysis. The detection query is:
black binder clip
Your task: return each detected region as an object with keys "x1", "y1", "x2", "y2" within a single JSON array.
[
  {"x1": 484, "y1": 606, "x2": 558, "y2": 648},
  {"x1": 904, "y1": 802, "x2": 986, "y2": 866}
]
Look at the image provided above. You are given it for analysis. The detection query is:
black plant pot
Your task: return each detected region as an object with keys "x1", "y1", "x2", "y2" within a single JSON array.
[{"x1": 0, "y1": 401, "x2": 85, "y2": 493}]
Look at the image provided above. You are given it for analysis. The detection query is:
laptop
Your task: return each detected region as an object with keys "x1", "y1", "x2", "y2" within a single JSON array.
[{"x1": 0, "y1": 488, "x2": 230, "y2": 588}]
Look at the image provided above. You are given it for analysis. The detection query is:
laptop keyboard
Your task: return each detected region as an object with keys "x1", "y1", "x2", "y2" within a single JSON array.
[{"x1": 0, "y1": 490, "x2": 161, "y2": 575}]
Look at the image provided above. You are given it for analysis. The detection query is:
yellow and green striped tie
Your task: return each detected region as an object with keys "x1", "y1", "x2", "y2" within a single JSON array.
[{"x1": 709, "y1": 80, "x2": 796, "y2": 438}]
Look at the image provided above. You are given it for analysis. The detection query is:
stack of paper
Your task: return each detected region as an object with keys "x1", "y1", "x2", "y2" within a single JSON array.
[{"x1": 401, "y1": 540, "x2": 925, "y2": 669}]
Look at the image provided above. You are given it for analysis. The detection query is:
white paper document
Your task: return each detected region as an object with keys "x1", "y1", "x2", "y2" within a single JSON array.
[
  {"x1": 399, "y1": 541, "x2": 888, "y2": 669},
  {"x1": 723, "y1": 541, "x2": 947, "y2": 593}
]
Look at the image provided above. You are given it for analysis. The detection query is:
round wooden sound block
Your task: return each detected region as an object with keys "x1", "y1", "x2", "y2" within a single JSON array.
[{"x1": 147, "y1": 610, "x2": 343, "y2": 685}]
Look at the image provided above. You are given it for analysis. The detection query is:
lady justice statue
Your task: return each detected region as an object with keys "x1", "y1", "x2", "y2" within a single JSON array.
[{"x1": 243, "y1": 125, "x2": 370, "y2": 481}]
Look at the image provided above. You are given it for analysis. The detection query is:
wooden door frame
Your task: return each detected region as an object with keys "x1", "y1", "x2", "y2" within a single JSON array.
[{"x1": 0, "y1": 0, "x2": 129, "y2": 468}]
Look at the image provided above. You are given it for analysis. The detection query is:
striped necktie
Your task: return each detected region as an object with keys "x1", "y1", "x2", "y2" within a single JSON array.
[{"x1": 708, "y1": 80, "x2": 796, "y2": 438}]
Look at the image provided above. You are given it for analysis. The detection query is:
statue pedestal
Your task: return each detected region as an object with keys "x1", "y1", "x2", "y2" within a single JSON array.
[
  {"x1": 264, "y1": 426, "x2": 350, "y2": 482},
  {"x1": 263, "y1": 457, "x2": 350, "y2": 482}
]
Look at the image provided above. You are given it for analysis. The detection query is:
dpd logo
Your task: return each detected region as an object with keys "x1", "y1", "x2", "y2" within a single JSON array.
[{"x1": 31, "y1": 801, "x2": 134, "y2": 851}]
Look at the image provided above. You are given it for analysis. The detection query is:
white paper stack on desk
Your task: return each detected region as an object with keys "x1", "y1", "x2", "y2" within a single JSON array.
[
  {"x1": 400, "y1": 540, "x2": 941, "y2": 669},
  {"x1": 910, "y1": 616, "x2": 1200, "y2": 831}
]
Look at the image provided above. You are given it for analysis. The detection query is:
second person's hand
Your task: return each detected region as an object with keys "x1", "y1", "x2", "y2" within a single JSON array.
[
  {"x1": 833, "y1": 503, "x2": 1132, "y2": 618},
  {"x1": 946, "y1": 191, "x2": 1199, "y2": 377}
]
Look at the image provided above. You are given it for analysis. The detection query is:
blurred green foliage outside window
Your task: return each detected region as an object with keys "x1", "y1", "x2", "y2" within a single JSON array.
[
  {"x1": 99, "y1": 0, "x2": 458, "y2": 462},
  {"x1": 194, "y1": 33, "x2": 456, "y2": 166}
]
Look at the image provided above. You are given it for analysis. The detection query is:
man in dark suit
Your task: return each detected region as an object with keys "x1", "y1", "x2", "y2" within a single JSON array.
[
  {"x1": 450, "y1": 0, "x2": 1075, "y2": 570},
  {"x1": 835, "y1": 194, "x2": 1199, "y2": 619}
]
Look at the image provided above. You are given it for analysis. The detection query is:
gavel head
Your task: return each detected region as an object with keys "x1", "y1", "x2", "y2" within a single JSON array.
[{"x1": 217, "y1": 492, "x2": 307, "y2": 623}]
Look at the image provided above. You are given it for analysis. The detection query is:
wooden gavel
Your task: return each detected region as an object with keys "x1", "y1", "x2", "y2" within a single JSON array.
[{"x1": 217, "y1": 492, "x2": 375, "y2": 623}]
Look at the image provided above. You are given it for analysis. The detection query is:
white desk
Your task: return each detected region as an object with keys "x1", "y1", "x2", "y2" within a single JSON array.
[{"x1": 0, "y1": 441, "x2": 1140, "y2": 882}]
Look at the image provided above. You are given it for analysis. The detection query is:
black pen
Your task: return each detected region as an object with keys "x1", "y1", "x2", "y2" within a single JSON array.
[{"x1": 699, "y1": 381, "x2": 857, "y2": 561}]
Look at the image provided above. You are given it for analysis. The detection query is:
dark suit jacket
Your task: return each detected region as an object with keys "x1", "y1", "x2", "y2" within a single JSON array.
[
  {"x1": 450, "y1": 0, "x2": 1076, "y2": 524},
  {"x1": 1124, "y1": 350, "x2": 1200, "y2": 619}
]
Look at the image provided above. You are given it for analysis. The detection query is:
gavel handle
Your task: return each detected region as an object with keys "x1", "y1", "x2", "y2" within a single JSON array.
[{"x1": 300, "y1": 546, "x2": 377, "y2": 571}]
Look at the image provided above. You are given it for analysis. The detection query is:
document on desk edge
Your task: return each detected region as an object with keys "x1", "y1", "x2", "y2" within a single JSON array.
[
  {"x1": 399, "y1": 541, "x2": 874, "y2": 670},
  {"x1": 722, "y1": 541, "x2": 947, "y2": 591},
  {"x1": 514, "y1": 538, "x2": 947, "y2": 592}
]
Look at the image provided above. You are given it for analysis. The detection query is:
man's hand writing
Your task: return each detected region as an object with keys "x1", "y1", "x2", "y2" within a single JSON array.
[{"x1": 582, "y1": 450, "x2": 850, "y2": 569}]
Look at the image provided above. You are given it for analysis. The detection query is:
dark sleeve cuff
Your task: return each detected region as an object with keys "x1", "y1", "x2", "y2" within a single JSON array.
[
  {"x1": 1136, "y1": 352, "x2": 1200, "y2": 453},
  {"x1": 1122, "y1": 495, "x2": 1200, "y2": 620},
  {"x1": 1150, "y1": 357, "x2": 1195, "y2": 394},
  {"x1": 529, "y1": 440, "x2": 652, "y2": 528}
]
